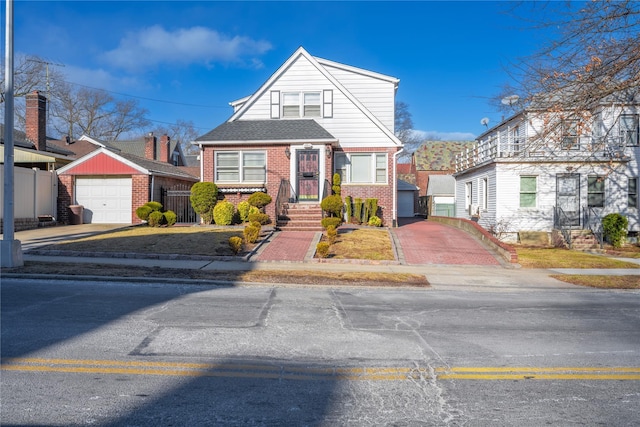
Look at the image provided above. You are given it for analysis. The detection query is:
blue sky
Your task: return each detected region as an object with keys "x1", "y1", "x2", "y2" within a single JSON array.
[{"x1": 8, "y1": 1, "x2": 558, "y2": 141}]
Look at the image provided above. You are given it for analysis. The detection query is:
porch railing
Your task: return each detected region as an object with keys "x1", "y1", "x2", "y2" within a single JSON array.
[
  {"x1": 275, "y1": 179, "x2": 296, "y2": 219},
  {"x1": 584, "y1": 206, "x2": 604, "y2": 248},
  {"x1": 553, "y1": 206, "x2": 573, "y2": 248}
]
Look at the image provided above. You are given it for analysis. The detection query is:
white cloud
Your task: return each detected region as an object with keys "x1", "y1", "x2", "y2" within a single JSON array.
[
  {"x1": 411, "y1": 129, "x2": 476, "y2": 141},
  {"x1": 101, "y1": 25, "x2": 272, "y2": 71}
]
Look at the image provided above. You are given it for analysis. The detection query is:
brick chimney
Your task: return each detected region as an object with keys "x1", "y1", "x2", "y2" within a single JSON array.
[
  {"x1": 25, "y1": 91, "x2": 47, "y2": 151},
  {"x1": 144, "y1": 132, "x2": 156, "y2": 160},
  {"x1": 160, "y1": 134, "x2": 171, "y2": 163}
]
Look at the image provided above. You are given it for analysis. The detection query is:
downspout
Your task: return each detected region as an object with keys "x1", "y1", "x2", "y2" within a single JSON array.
[
  {"x1": 151, "y1": 174, "x2": 155, "y2": 202},
  {"x1": 392, "y1": 147, "x2": 404, "y2": 227}
]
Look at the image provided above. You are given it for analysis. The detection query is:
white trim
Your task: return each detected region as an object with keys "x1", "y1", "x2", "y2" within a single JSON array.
[{"x1": 197, "y1": 138, "x2": 338, "y2": 146}]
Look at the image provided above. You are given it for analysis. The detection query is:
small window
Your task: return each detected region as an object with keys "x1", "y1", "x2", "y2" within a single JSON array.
[
  {"x1": 561, "y1": 120, "x2": 579, "y2": 150},
  {"x1": 303, "y1": 93, "x2": 321, "y2": 117},
  {"x1": 465, "y1": 182, "x2": 473, "y2": 210},
  {"x1": 375, "y1": 154, "x2": 386, "y2": 183},
  {"x1": 628, "y1": 178, "x2": 638, "y2": 208},
  {"x1": 282, "y1": 93, "x2": 300, "y2": 118},
  {"x1": 481, "y1": 178, "x2": 488, "y2": 210},
  {"x1": 620, "y1": 114, "x2": 639, "y2": 146},
  {"x1": 520, "y1": 176, "x2": 537, "y2": 208},
  {"x1": 588, "y1": 175, "x2": 605, "y2": 208}
]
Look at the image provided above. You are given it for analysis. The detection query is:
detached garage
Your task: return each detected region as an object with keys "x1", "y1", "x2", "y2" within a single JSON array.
[
  {"x1": 57, "y1": 147, "x2": 198, "y2": 224},
  {"x1": 397, "y1": 179, "x2": 419, "y2": 218}
]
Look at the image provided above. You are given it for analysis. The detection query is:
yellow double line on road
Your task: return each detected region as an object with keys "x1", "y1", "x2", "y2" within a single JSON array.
[{"x1": 2, "y1": 358, "x2": 640, "y2": 381}]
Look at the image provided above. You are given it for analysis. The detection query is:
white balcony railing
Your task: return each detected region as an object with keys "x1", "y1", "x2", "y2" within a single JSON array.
[{"x1": 454, "y1": 136, "x2": 628, "y2": 173}]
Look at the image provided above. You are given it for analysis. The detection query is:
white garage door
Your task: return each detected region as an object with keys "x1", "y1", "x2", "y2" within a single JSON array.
[
  {"x1": 397, "y1": 191, "x2": 415, "y2": 217},
  {"x1": 75, "y1": 176, "x2": 132, "y2": 224}
]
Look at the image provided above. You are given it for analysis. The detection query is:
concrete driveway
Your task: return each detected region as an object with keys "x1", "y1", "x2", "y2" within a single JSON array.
[{"x1": 394, "y1": 218, "x2": 502, "y2": 266}]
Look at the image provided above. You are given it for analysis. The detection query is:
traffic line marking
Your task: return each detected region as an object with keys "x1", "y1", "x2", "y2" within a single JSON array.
[{"x1": 2, "y1": 358, "x2": 639, "y2": 381}]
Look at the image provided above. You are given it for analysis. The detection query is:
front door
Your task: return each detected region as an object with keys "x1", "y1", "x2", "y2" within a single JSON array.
[
  {"x1": 297, "y1": 149, "x2": 320, "y2": 201},
  {"x1": 556, "y1": 174, "x2": 580, "y2": 227}
]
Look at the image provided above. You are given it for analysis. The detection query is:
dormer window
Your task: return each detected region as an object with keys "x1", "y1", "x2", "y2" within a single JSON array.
[{"x1": 282, "y1": 92, "x2": 321, "y2": 118}]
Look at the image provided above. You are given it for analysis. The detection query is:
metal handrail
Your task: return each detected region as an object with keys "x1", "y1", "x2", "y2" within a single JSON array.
[
  {"x1": 554, "y1": 206, "x2": 572, "y2": 248},
  {"x1": 584, "y1": 206, "x2": 604, "y2": 248}
]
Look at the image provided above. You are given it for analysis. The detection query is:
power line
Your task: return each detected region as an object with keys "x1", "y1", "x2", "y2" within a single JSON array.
[{"x1": 66, "y1": 80, "x2": 228, "y2": 109}]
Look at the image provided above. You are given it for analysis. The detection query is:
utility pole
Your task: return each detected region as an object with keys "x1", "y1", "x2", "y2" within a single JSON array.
[
  {"x1": 1, "y1": 0, "x2": 23, "y2": 267},
  {"x1": 26, "y1": 58, "x2": 64, "y2": 119}
]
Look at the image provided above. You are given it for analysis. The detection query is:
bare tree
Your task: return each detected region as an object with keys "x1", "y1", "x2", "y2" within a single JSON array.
[
  {"x1": 499, "y1": 1, "x2": 639, "y2": 137},
  {"x1": 395, "y1": 101, "x2": 422, "y2": 162},
  {"x1": 0, "y1": 55, "x2": 65, "y2": 102},
  {"x1": 152, "y1": 119, "x2": 200, "y2": 154},
  {"x1": 49, "y1": 84, "x2": 149, "y2": 141}
]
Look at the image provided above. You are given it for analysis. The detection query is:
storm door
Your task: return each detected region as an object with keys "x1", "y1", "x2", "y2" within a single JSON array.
[
  {"x1": 556, "y1": 174, "x2": 581, "y2": 227},
  {"x1": 296, "y1": 149, "x2": 320, "y2": 201}
]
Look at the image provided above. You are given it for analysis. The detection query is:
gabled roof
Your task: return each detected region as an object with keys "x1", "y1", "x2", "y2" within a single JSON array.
[
  {"x1": 57, "y1": 147, "x2": 198, "y2": 180},
  {"x1": 107, "y1": 136, "x2": 181, "y2": 160},
  {"x1": 196, "y1": 119, "x2": 337, "y2": 144},
  {"x1": 223, "y1": 46, "x2": 401, "y2": 146}
]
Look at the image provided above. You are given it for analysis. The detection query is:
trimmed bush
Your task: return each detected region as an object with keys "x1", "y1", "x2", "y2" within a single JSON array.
[
  {"x1": 145, "y1": 201, "x2": 163, "y2": 212},
  {"x1": 344, "y1": 196, "x2": 352, "y2": 223},
  {"x1": 249, "y1": 206, "x2": 260, "y2": 216},
  {"x1": 368, "y1": 215, "x2": 382, "y2": 227},
  {"x1": 354, "y1": 198, "x2": 363, "y2": 224},
  {"x1": 332, "y1": 173, "x2": 341, "y2": 196},
  {"x1": 229, "y1": 236, "x2": 244, "y2": 254},
  {"x1": 190, "y1": 182, "x2": 218, "y2": 225},
  {"x1": 148, "y1": 210, "x2": 164, "y2": 227},
  {"x1": 135, "y1": 205, "x2": 153, "y2": 222},
  {"x1": 602, "y1": 213, "x2": 628, "y2": 248},
  {"x1": 321, "y1": 217, "x2": 342, "y2": 229},
  {"x1": 326, "y1": 225, "x2": 338, "y2": 244},
  {"x1": 243, "y1": 221, "x2": 262, "y2": 244},
  {"x1": 237, "y1": 201, "x2": 251, "y2": 222},
  {"x1": 213, "y1": 201, "x2": 235, "y2": 225},
  {"x1": 316, "y1": 242, "x2": 330, "y2": 258},
  {"x1": 164, "y1": 210, "x2": 177, "y2": 227},
  {"x1": 247, "y1": 192, "x2": 272, "y2": 210},
  {"x1": 248, "y1": 212, "x2": 270, "y2": 225},
  {"x1": 320, "y1": 195, "x2": 343, "y2": 217}
]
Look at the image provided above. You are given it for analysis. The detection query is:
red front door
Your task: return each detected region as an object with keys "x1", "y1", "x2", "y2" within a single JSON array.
[{"x1": 297, "y1": 149, "x2": 319, "y2": 201}]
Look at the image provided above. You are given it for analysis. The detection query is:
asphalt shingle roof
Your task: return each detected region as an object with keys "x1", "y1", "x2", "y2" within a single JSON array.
[
  {"x1": 196, "y1": 119, "x2": 336, "y2": 142},
  {"x1": 117, "y1": 151, "x2": 198, "y2": 180}
]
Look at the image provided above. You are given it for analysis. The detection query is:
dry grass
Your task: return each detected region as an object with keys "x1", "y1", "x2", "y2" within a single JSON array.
[
  {"x1": 323, "y1": 228, "x2": 395, "y2": 260},
  {"x1": 4, "y1": 261, "x2": 429, "y2": 288},
  {"x1": 550, "y1": 275, "x2": 640, "y2": 289},
  {"x1": 516, "y1": 247, "x2": 640, "y2": 269},
  {"x1": 48, "y1": 226, "x2": 247, "y2": 257}
]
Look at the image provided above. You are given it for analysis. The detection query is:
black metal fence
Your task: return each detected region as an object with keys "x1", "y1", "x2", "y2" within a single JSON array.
[{"x1": 161, "y1": 184, "x2": 198, "y2": 223}]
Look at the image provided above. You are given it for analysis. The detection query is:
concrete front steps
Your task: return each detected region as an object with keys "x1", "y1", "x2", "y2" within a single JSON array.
[
  {"x1": 570, "y1": 230, "x2": 601, "y2": 250},
  {"x1": 277, "y1": 203, "x2": 324, "y2": 231}
]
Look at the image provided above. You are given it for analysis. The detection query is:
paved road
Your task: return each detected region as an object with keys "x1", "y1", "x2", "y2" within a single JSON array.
[{"x1": 2, "y1": 278, "x2": 639, "y2": 426}]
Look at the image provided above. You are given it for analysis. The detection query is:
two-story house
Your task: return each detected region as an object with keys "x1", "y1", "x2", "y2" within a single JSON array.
[
  {"x1": 453, "y1": 91, "x2": 640, "y2": 244},
  {"x1": 195, "y1": 47, "x2": 403, "y2": 227}
]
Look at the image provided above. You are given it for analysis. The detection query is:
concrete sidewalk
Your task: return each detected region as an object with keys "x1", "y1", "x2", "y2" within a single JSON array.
[{"x1": 5, "y1": 223, "x2": 640, "y2": 291}]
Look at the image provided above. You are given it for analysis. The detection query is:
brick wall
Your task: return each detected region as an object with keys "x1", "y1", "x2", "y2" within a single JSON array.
[
  {"x1": 131, "y1": 175, "x2": 150, "y2": 224},
  {"x1": 25, "y1": 91, "x2": 47, "y2": 151},
  {"x1": 57, "y1": 175, "x2": 74, "y2": 224}
]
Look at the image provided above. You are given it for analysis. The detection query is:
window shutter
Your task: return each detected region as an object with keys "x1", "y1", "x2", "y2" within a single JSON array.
[
  {"x1": 271, "y1": 91, "x2": 280, "y2": 119},
  {"x1": 323, "y1": 90, "x2": 333, "y2": 118}
]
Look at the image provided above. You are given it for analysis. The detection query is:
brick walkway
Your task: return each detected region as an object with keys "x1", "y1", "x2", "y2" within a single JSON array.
[
  {"x1": 394, "y1": 219, "x2": 501, "y2": 266},
  {"x1": 254, "y1": 231, "x2": 316, "y2": 262}
]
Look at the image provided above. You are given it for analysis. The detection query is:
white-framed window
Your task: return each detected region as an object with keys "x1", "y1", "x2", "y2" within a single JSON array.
[
  {"x1": 465, "y1": 181, "x2": 473, "y2": 211},
  {"x1": 481, "y1": 178, "x2": 488, "y2": 210},
  {"x1": 334, "y1": 153, "x2": 387, "y2": 184},
  {"x1": 520, "y1": 176, "x2": 537, "y2": 208},
  {"x1": 588, "y1": 175, "x2": 605, "y2": 208},
  {"x1": 215, "y1": 151, "x2": 266, "y2": 183},
  {"x1": 628, "y1": 177, "x2": 638, "y2": 208},
  {"x1": 282, "y1": 91, "x2": 321, "y2": 118},
  {"x1": 620, "y1": 114, "x2": 639, "y2": 146},
  {"x1": 561, "y1": 119, "x2": 580, "y2": 150}
]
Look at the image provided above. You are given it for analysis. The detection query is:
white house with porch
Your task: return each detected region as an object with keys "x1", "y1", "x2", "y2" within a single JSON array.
[{"x1": 453, "y1": 92, "x2": 640, "y2": 245}]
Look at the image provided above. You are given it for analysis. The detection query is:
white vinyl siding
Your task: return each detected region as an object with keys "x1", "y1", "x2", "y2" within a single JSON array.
[
  {"x1": 215, "y1": 151, "x2": 266, "y2": 183},
  {"x1": 235, "y1": 55, "x2": 398, "y2": 147}
]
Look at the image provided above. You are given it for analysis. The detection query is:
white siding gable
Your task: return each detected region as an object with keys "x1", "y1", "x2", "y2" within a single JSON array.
[{"x1": 230, "y1": 47, "x2": 401, "y2": 148}]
